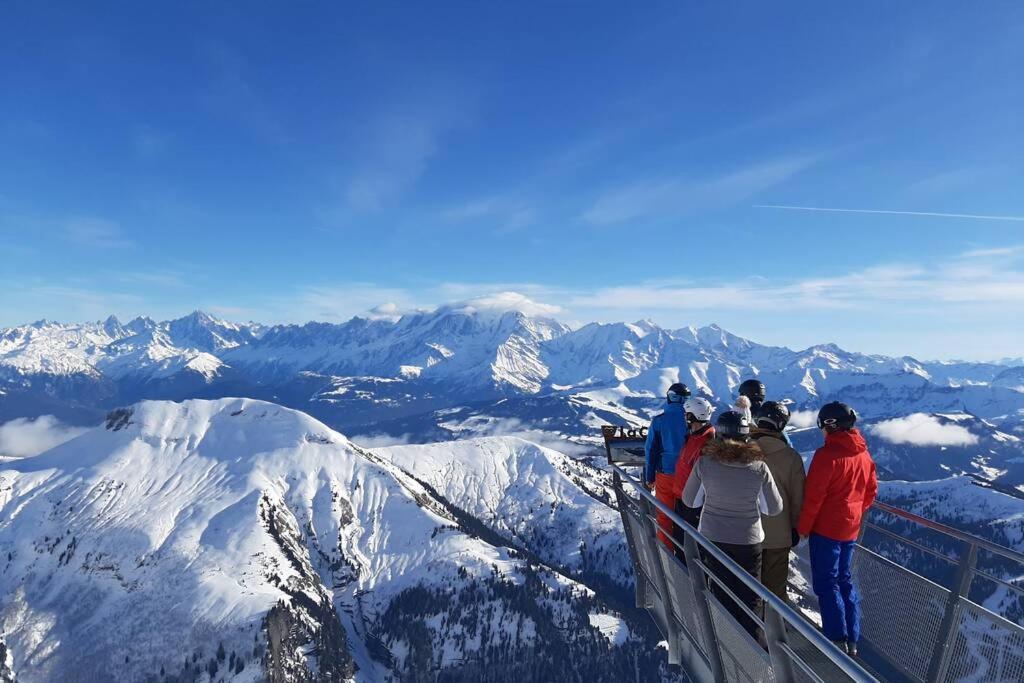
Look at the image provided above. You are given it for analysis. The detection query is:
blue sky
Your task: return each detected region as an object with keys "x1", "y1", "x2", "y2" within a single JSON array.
[{"x1": 2, "y1": 2, "x2": 1023, "y2": 360}]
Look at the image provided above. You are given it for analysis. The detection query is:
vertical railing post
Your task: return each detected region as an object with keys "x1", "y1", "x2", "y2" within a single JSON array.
[
  {"x1": 926, "y1": 541, "x2": 977, "y2": 682},
  {"x1": 682, "y1": 532, "x2": 726, "y2": 682},
  {"x1": 764, "y1": 603, "x2": 796, "y2": 683}
]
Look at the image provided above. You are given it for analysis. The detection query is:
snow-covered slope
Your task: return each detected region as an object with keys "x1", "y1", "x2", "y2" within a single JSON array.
[
  {"x1": 374, "y1": 437, "x2": 630, "y2": 586},
  {"x1": 0, "y1": 399, "x2": 661, "y2": 682}
]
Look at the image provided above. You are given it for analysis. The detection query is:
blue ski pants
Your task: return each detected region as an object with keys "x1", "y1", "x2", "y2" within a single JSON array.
[{"x1": 809, "y1": 533, "x2": 861, "y2": 643}]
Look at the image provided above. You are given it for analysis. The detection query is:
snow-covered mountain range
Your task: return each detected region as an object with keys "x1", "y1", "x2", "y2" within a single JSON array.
[
  {"x1": 0, "y1": 398, "x2": 663, "y2": 682},
  {"x1": 4, "y1": 294, "x2": 1020, "y2": 489},
  {"x1": 3, "y1": 296, "x2": 1022, "y2": 426}
]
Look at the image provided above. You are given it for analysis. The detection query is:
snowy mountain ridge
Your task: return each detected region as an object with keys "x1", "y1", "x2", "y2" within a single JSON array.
[
  {"x1": 3, "y1": 295, "x2": 1024, "y2": 495},
  {"x1": 0, "y1": 398, "x2": 661, "y2": 682},
  {"x1": 3, "y1": 297, "x2": 1016, "y2": 391}
]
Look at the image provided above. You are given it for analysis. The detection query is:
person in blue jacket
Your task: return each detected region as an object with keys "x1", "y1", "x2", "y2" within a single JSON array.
[{"x1": 645, "y1": 382, "x2": 690, "y2": 548}]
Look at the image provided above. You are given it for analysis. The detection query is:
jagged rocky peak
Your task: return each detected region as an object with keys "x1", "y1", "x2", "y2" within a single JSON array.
[
  {"x1": 102, "y1": 314, "x2": 123, "y2": 337},
  {"x1": 165, "y1": 309, "x2": 256, "y2": 352}
]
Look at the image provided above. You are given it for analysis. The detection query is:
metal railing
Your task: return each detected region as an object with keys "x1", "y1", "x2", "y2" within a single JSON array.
[
  {"x1": 856, "y1": 502, "x2": 1024, "y2": 682},
  {"x1": 601, "y1": 426, "x2": 1024, "y2": 683}
]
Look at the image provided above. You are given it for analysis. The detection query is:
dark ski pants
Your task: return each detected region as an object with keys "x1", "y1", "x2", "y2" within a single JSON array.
[
  {"x1": 809, "y1": 533, "x2": 861, "y2": 643},
  {"x1": 671, "y1": 500, "x2": 701, "y2": 561},
  {"x1": 761, "y1": 547, "x2": 791, "y2": 603},
  {"x1": 705, "y1": 541, "x2": 763, "y2": 639}
]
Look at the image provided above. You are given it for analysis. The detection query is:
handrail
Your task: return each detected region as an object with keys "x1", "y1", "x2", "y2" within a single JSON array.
[
  {"x1": 611, "y1": 462, "x2": 879, "y2": 683},
  {"x1": 861, "y1": 521, "x2": 959, "y2": 565},
  {"x1": 870, "y1": 501, "x2": 1024, "y2": 565}
]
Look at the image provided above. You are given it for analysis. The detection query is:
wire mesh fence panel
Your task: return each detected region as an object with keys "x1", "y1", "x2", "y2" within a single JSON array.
[
  {"x1": 969, "y1": 548, "x2": 1024, "y2": 629},
  {"x1": 623, "y1": 506, "x2": 658, "y2": 602},
  {"x1": 706, "y1": 594, "x2": 776, "y2": 683},
  {"x1": 624, "y1": 505, "x2": 672, "y2": 636},
  {"x1": 855, "y1": 548, "x2": 949, "y2": 682},
  {"x1": 940, "y1": 599, "x2": 1024, "y2": 683},
  {"x1": 784, "y1": 622, "x2": 860, "y2": 683},
  {"x1": 661, "y1": 545, "x2": 711, "y2": 657}
]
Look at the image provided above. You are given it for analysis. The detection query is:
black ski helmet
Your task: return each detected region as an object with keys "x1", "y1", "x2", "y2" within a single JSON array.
[
  {"x1": 666, "y1": 383, "x2": 691, "y2": 403},
  {"x1": 739, "y1": 379, "x2": 766, "y2": 404},
  {"x1": 817, "y1": 401, "x2": 857, "y2": 431},
  {"x1": 756, "y1": 401, "x2": 791, "y2": 432},
  {"x1": 715, "y1": 410, "x2": 751, "y2": 441}
]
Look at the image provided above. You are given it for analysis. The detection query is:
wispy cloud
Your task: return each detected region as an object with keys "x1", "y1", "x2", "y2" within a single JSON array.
[
  {"x1": 111, "y1": 269, "x2": 191, "y2": 288},
  {"x1": 198, "y1": 40, "x2": 288, "y2": 146},
  {"x1": 193, "y1": 243, "x2": 1024, "y2": 329},
  {"x1": 566, "y1": 254, "x2": 1024, "y2": 313},
  {"x1": 442, "y1": 196, "x2": 535, "y2": 233},
  {"x1": 959, "y1": 245, "x2": 1024, "y2": 259},
  {"x1": 0, "y1": 416, "x2": 89, "y2": 458},
  {"x1": 583, "y1": 156, "x2": 817, "y2": 225},
  {"x1": 64, "y1": 217, "x2": 133, "y2": 248},
  {"x1": 905, "y1": 168, "x2": 987, "y2": 196},
  {"x1": 0, "y1": 281, "x2": 150, "y2": 326},
  {"x1": 340, "y1": 92, "x2": 474, "y2": 213},
  {"x1": 755, "y1": 204, "x2": 1024, "y2": 222}
]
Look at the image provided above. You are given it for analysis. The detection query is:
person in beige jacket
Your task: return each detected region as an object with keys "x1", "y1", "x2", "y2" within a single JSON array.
[{"x1": 751, "y1": 401, "x2": 806, "y2": 602}]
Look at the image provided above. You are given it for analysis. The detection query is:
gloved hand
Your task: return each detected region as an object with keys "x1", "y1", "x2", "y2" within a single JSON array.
[{"x1": 791, "y1": 528, "x2": 801, "y2": 547}]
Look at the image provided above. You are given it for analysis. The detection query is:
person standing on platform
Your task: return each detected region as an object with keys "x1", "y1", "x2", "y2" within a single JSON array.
[
  {"x1": 669, "y1": 396, "x2": 716, "y2": 557},
  {"x1": 644, "y1": 383, "x2": 690, "y2": 548},
  {"x1": 682, "y1": 410, "x2": 783, "y2": 638},
  {"x1": 797, "y1": 401, "x2": 878, "y2": 657},
  {"x1": 751, "y1": 401, "x2": 806, "y2": 602}
]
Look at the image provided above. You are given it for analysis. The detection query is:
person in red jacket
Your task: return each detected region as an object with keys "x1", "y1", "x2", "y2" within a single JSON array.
[
  {"x1": 797, "y1": 401, "x2": 878, "y2": 657},
  {"x1": 669, "y1": 397, "x2": 715, "y2": 557}
]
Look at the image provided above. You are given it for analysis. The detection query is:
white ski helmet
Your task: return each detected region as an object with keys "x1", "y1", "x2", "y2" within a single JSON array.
[{"x1": 683, "y1": 397, "x2": 714, "y2": 423}]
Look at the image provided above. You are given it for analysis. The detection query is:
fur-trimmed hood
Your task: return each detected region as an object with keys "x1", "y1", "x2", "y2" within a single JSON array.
[{"x1": 703, "y1": 437, "x2": 764, "y2": 465}]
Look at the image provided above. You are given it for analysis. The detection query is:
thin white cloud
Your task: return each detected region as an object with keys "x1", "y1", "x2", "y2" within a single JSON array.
[
  {"x1": 868, "y1": 413, "x2": 979, "y2": 447},
  {"x1": 442, "y1": 196, "x2": 536, "y2": 233},
  {"x1": 446, "y1": 292, "x2": 563, "y2": 318},
  {"x1": 755, "y1": 204, "x2": 1024, "y2": 222},
  {"x1": 583, "y1": 156, "x2": 817, "y2": 225},
  {"x1": 269, "y1": 286, "x2": 564, "y2": 324},
  {"x1": 0, "y1": 416, "x2": 89, "y2": 458},
  {"x1": 64, "y1": 218, "x2": 133, "y2": 248},
  {"x1": 959, "y1": 246, "x2": 1024, "y2": 259},
  {"x1": 341, "y1": 92, "x2": 473, "y2": 212},
  {"x1": 567, "y1": 252, "x2": 1024, "y2": 312},
  {"x1": 111, "y1": 269, "x2": 191, "y2": 288}
]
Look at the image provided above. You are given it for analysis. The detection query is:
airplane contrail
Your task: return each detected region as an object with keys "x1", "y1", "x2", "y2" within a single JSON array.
[{"x1": 754, "y1": 204, "x2": 1024, "y2": 222}]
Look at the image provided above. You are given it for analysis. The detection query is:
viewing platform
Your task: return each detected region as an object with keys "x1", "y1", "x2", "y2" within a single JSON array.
[{"x1": 602, "y1": 426, "x2": 1024, "y2": 683}]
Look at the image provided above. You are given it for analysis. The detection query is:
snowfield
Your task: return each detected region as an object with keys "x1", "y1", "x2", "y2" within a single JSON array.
[
  {"x1": 375, "y1": 436, "x2": 631, "y2": 585},
  {"x1": 0, "y1": 398, "x2": 653, "y2": 682}
]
